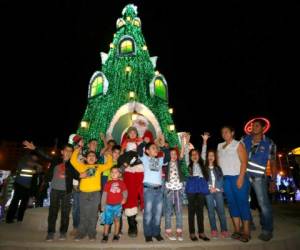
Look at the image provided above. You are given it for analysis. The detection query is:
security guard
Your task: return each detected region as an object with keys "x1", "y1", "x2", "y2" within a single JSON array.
[{"x1": 6, "y1": 152, "x2": 42, "y2": 223}]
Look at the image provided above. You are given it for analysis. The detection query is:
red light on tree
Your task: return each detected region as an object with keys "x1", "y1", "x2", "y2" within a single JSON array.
[{"x1": 244, "y1": 117, "x2": 271, "y2": 135}]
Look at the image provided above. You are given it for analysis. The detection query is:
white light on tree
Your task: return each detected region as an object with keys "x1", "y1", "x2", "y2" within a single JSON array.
[
  {"x1": 81, "y1": 121, "x2": 89, "y2": 128},
  {"x1": 125, "y1": 66, "x2": 132, "y2": 73},
  {"x1": 169, "y1": 124, "x2": 175, "y2": 131},
  {"x1": 155, "y1": 71, "x2": 160, "y2": 76},
  {"x1": 110, "y1": 43, "x2": 115, "y2": 48},
  {"x1": 168, "y1": 108, "x2": 173, "y2": 114},
  {"x1": 142, "y1": 45, "x2": 147, "y2": 50},
  {"x1": 129, "y1": 91, "x2": 135, "y2": 98}
]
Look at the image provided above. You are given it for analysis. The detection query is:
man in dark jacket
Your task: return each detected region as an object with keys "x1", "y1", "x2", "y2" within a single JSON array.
[
  {"x1": 6, "y1": 151, "x2": 42, "y2": 223},
  {"x1": 23, "y1": 141, "x2": 79, "y2": 241}
]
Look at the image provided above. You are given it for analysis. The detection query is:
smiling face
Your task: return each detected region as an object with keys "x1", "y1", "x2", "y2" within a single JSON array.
[
  {"x1": 221, "y1": 127, "x2": 234, "y2": 142},
  {"x1": 170, "y1": 149, "x2": 178, "y2": 162},
  {"x1": 146, "y1": 144, "x2": 158, "y2": 157},
  {"x1": 207, "y1": 151, "x2": 216, "y2": 165},
  {"x1": 112, "y1": 148, "x2": 121, "y2": 161},
  {"x1": 86, "y1": 152, "x2": 97, "y2": 164},
  {"x1": 61, "y1": 146, "x2": 73, "y2": 161},
  {"x1": 128, "y1": 129, "x2": 138, "y2": 139},
  {"x1": 190, "y1": 150, "x2": 199, "y2": 163}
]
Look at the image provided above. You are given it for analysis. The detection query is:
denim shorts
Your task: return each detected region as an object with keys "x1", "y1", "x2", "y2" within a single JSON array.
[{"x1": 102, "y1": 204, "x2": 122, "y2": 225}]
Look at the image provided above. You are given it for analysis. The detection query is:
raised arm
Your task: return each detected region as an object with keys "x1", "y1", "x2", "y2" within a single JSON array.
[
  {"x1": 23, "y1": 140, "x2": 53, "y2": 161},
  {"x1": 70, "y1": 148, "x2": 88, "y2": 173},
  {"x1": 99, "y1": 132, "x2": 108, "y2": 156},
  {"x1": 97, "y1": 154, "x2": 113, "y2": 173},
  {"x1": 179, "y1": 133, "x2": 186, "y2": 160},
  {"x1": 183, "y1": 133, "x2": 191, "y2": 165},
  {"x1": 201, "y1": 132, "x2": 210, "y2": 162}
]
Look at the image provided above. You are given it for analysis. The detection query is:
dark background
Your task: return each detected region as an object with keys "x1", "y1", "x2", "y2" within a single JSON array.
[{"x1": 0, "y1": 0, "x2": 299, "y2": 150}]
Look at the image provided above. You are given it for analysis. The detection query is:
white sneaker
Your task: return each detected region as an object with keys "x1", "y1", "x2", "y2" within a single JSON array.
[
  {"x1": 177, "y1": 232, "x2": 183, "y2": 241},
  {"x1": 165, "y1": 232, "x2": 176, "y2": 241}
]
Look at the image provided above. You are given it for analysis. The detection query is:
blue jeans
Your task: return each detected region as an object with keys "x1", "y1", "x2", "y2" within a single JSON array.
[
  {"x1": 143, "y1": 186, "x2": 163, "y2": 237},
  {"x1": 223, "y1": 175, "x2": 251, "y2": 221},
  {"x1": 206, "y1": 192, "x2": 228, "y2": 231},
  {"x1": 165, "y1": 189, "x2": 183, "y2": 231},
  {"x1": 249, "y1": 176, "x2": 273, "y2": 233},
  {"x1": 72, "y1": 191, "x2": 80, "y2": 229}
]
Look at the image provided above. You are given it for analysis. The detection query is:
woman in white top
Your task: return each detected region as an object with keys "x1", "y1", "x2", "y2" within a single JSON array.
[{"x1": 217, "y1": 126, "x2": 251, "y2": 243}]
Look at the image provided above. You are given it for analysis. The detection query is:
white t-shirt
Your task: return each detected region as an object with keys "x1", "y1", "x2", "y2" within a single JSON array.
[
  {"x1": 208, "y1": 166, "x2": 216, "y2": 188},
  {"x1": 193, "y1": 163, "x2": 203, "y2": 177},
  {"x1": 217, "y1": 139, "x2": 241, "y2": 176},
  {"x1": 166, "y1": 161, "x2": 183, "y2": 191}
]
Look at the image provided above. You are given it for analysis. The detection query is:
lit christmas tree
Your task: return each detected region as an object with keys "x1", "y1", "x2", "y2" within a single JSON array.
[{"x1": 77, "y1": 4, "x2": 179, "y2": 150}]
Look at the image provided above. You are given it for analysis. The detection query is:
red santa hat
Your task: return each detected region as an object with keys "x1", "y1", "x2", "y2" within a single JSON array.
[{"x1": 68, "y1": 134, "x2": 82, "y2": 145}]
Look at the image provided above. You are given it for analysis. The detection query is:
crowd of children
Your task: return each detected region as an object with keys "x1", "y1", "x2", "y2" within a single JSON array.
[{"x1": 6, "y1": 118, "x2": 276, "y2": 244}]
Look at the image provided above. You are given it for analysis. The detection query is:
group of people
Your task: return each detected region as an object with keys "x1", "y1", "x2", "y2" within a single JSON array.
[{"x1": 4, "y1": 117, "x2": 276, "y2": 244}]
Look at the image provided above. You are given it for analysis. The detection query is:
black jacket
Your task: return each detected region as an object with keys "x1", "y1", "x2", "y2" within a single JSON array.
[{"x1": 35, "y1": 148, "x2": 79, "y2": 194}]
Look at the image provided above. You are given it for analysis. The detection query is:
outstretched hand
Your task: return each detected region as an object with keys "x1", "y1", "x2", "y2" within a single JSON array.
[
  {"x1": 23, "y1": 140, "x2": 36, "y2": 150},
  {"x1": 157, "y1": 133, "x2": 165, "y2": 147},
  {"x1": 201, "y1": 132, "x2": 210, "y2": 142},
  {"x1": 78, "y1": 139, "x2": 84, "y2": 148}
]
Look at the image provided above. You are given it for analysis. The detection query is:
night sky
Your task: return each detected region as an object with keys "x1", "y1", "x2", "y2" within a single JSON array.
[{"x1": 0, "y1": 0, "x2": 299, "y2": 150}]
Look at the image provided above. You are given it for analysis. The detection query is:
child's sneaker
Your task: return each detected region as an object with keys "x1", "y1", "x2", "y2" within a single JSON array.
[
  {"x1": 101, "y1": 235, "x2": 109, "y2": 243},
  {"x1": 89, "y1": 236, "x2": 96, "y2": 241},
  {"x1": 46, "y1": 233, "x2": 54, "y2": 242},
  {"x1": 221, "y1": 231, "x2": 230, "y2": 239},
  {"x1": 59, "y1": 233, "x2": 67, "y2": 241},
  {"x1": 211, "y1": 230, "x2": 218, "y2": 239},
  {"x1": 112, "y1": 235, "x2": 120, "y2": 242},
  {"x1": 145, "y1": 236, "x2": 153, "y2": 242},
  {"x1": 165, "y1": 231, "x2": 176, "y2": 241},
  {"x1": 74, "y1": 234, "x2": 85, "y2": 241},
  {"x1": 176, "y1": 232, "x2": 183, "y2": 241}
]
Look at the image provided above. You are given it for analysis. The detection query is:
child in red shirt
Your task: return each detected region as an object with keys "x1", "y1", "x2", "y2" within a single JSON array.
[{"x1": 101, "y1": 167, "x2": 127, "y2": 242}]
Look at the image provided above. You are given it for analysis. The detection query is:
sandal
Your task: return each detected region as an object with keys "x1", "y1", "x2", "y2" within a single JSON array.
[{"x1": 239, "y1": 234, "x2": 251, "y2": 243}]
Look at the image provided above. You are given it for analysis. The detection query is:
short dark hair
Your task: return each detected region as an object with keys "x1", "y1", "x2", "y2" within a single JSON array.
[
  {"x1": 88, "y1": 138, "x2": 98, "y2": 144},
  {"x1": 62, "y1": 143, "x2": 74, "y2": 150},
  {"x1": 112, "y1": 145, "x2": 121, "y2": 152},
  {"x1": 145, "y1": 142, "x2": 156, "y2": 151},
  {"x1": 252, "y1": 119, "x2": 266, "y2": 128},
  {"x1": 86, "y1": 150, "x2": 97, "y2": 158},
  {"x1": 107, "y1": 139, "x2": 117, "y2": 145},
  {"x1": 169, "y1": 147, "x2": 179, "y2": 158},
  {"x1": 221, "y1": 125, "x2": 235, "y2": 133},
  {"x1": 110, "y1": 166, "x2": 120, "y2": 173}
]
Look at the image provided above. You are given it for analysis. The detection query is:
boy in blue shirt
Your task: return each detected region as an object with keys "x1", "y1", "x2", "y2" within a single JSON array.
[{"x1": 138, "y1": 134, "x2": 169, "y2": 242}]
